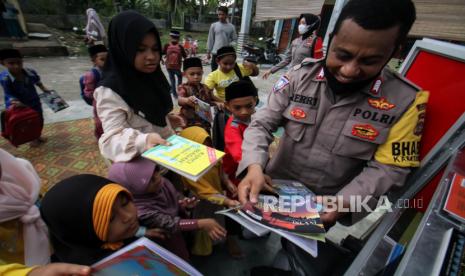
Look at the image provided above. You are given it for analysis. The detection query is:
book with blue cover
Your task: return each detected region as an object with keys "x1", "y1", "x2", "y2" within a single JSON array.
[{"x1": 91, "y1": 237, "x2": 202, "y2": 276}]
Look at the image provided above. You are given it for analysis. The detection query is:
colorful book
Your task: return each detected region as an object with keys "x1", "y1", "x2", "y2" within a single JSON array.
[
  {"x1": 91, "y1": 237, "x2": 202, "y2": 276},
  {"x1": 142, "y1": 135, "x2": 225, "y2": 181},
  {"x1": 194, "y1": 97, "x2": 215, "y2": 124},
  {"x1": 216, "y1": 180, "x2": 325, "y2": 256},
  {"x1": 39, "y1": 90, "x2": 69, "y2": 112}
]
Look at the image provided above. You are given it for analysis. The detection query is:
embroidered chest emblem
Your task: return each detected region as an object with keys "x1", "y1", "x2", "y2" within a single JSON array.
[
  {"x1": 368, "y1": 97, "x2": 396, "y2": 111},
  {"x1": 290, "y1": 107, "x2": 307, "y2": 120},
  {"x1": 351, "y1": 124, "x2": 379, "y2": 141}
]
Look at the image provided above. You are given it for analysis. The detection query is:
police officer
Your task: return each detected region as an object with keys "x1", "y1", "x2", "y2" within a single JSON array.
[
  {"x1": 262, "y1": 13, "x2": 321, "y2": 80},
  {"x1": 238, "y1": 0, "x2": 427, "y2": 274}
]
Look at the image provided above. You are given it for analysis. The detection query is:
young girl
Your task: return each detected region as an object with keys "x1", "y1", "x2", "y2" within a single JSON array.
[
  {"x1": 40, "y1": 174, "x2": 165, "y2": 265},
  {"x1": 179, "y1": 126, "x2": 244, "y2": 258},
  {"x1": 108, "y1": 157, "x2": 226, "y2": 261},
  {"x1": 94, "y1": 11, "x2": 185, "y2": 162},
  {"x1": 204, "y1": 46, "x2": 259, "y2": 102}
]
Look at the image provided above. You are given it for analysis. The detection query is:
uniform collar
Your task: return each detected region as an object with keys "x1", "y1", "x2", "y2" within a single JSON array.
[
  {"x1": 7, "y1": 69, "x2": 32, "y2": 83},
  {"x1": 313, "y1": 65, "x2": 386, "y2": 98}
]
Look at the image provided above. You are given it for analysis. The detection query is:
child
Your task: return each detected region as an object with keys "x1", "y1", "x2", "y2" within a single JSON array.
[
  {"x1": 0, "y1": 48, "x2": 51, "y2": 146},
  {"x1": 40, "y1": 174, "x2": 165, "y2": 265},
  {"x1": 177, "y1": 57, "x2": 223, "y2": 133},
  {"x1": 223, "y1": 80, "x2": 258, "y2": 186},
  {"x1": 94, "y1": 11, "x2": 185, "y2": 163},
  {"x1": 205, "y1": 46, "x2": 259, "y2": 102},
  {"x1": 179, "y1": 126, "x2": 244, "y2": 258},
  {"x1": 163, "y1": 30, "x2": 187, "y2": 99},
  {"x1": 108, "y1": 157, "x2": 226, "y2": 261},
  {"x1": 82, "y1": 44, "x2": 107, "y2": 139}
]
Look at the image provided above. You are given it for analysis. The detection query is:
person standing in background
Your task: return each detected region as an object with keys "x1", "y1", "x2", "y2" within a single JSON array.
[{"x1": 206, "y1": 6, "x2": 237, "y2": 72}]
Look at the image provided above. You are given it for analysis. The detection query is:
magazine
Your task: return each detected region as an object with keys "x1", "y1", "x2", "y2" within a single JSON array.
[
  {"x1": 216, "y1": 179, "x2": 325, "y2": 256},
  {"x1": 39, "y1": 90, "x2": 69, "y2": 112},
  {"x1": 91, "y1": 237, "x2": 202, "y2": 276},
  {"x1": 142, "y1": 135, "x2": 225, "y2": 181},
  {"x1": 195, "y1": 97, "x2": 215, "y2": 124}
]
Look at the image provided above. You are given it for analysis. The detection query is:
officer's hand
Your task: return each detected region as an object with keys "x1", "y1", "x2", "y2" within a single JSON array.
[
  {"x1": 28, "y1": 263, "x2": 91, "y2": 276},
  {"x1": 238, "y1": 164, "x2": 265, "y2": 204},
  {"x1": 262, "y1": 70, "x2": 272, "y2": 80},
  {"x1": 315, "y1": 195, "x2": 345, "y2": 229}
]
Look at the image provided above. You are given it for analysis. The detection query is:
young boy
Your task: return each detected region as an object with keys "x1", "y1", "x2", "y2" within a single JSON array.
[
  {"x1": 163, "y1": 30, "x2": 187, "y2": 99},
  {"x1": 205, "y1": 46, "x2": 258, "y2": 102},
  {"x1": 222, "y1": 80, "x2": 258, "y2": 186},
  {"x1": 82, "y1": 44, "x2": 108, "y2": 139},
  {"x1": 0, "y1": 48, "x2": 51, "y2": 146},
  {"x1": 177, "y1": 57, "x2": 223, "y2": 133}
]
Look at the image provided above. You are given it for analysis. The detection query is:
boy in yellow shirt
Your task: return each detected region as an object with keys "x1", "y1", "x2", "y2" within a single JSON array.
[{"x1": 205, "y1": 46, "x2": 258, "y2": 101}]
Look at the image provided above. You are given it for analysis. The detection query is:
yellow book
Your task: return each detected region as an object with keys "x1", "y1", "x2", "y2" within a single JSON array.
[{"x1": 142, "y1": 135, "x2": 225, "y2": 181}]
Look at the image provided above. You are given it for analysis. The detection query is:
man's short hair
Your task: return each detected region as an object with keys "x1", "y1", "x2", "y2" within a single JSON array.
[
  {"x1": 333, "y1": 0, "x2": 416, "y2": 46},
  {"x1": 217, "y1": 6, "x2": 228, "y2": 14}
]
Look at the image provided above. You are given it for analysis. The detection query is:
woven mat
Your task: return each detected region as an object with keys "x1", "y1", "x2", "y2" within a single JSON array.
[{"x1": 0, "y1": 118, "x2": 108, "y2": 194}]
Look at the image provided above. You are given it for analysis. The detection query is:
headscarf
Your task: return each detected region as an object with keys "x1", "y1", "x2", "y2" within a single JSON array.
[
  {"x1": 101, "y1": 10, "x2": 173, "y2": 127},
  {"x1": 40, "y1": 174, "x2": 132, "y2": 265},
  {"x1": 108, "y1": 158, "x2": 179, "y2": 218},
  {"x1": 299, "y1": 13, "x2": 320, "y2": 40},
  {"x1": 85, "y1": 8, "x2": 106, "y2": 41},
  {"x1": 0, "y1": 149, "x2": 50, "y2": 266}
]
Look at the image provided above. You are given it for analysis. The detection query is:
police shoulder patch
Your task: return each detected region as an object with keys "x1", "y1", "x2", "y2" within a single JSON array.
[{"x1": 273, "y1": 75, "x2": 290, "y2": 94}]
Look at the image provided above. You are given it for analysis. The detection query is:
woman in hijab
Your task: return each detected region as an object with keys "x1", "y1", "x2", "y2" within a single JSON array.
[
  {"x1": 262, "y1": 13, "x2": 321, "y2": 79},
  {"x1": 94, "y1": 11, "x2": 185, "y2": 162},
  {"x1": 85, "y1": 8, "x2": 106, "y2": 45},
  {"x1": 40, "y1": 174, "x2": 163, "y2": 265},
  {"x1": 0, "y1": 149, "x2": 49, "y2": 266}
]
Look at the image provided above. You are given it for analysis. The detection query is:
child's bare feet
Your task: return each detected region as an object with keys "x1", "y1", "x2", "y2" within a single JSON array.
[{"x1": 227, "y1": 235, "x2": 245, "y2": 259}]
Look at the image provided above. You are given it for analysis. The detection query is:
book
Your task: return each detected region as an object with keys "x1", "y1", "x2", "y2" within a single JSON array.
[
  {"x1": 142, "y1": 135, "x2": 225, "y2": 181},
  {"x1": 194, "y1": 97, "x2": 215, "y2": 124},
  {"x1": 216, "y1": 179, "x2": 325, "y2": 256},
  {"x1": 39, "y1": 90, "x2": 69, "y2": 112},
  {"x1": 91, "y1": 237, "x2": 202, "y2": 276},
  {"x1": 443, "y1": 172, "x2": 465, "y2": 223}
]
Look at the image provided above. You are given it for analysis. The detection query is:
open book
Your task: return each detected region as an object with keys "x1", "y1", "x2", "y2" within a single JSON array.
[
  {"x1": 39, "y1": 90, "x2": 69, "y2": 112},
  {"x1": 142, "y1": 135, "x2": 225, "y2": 181},
  {"x1": 216, "y1": 179, "x2": 325, "y2": 257},
  {"x1": 91, "y1": 237, "x2": 202, "y2": 276},
  {"x1": 195, "y1": 97, "x2": 216, "y2": 124}
]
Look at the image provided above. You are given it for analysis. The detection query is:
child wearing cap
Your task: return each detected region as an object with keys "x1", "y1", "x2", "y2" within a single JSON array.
[
  {"x1": 108, "y1": 157, "x2": 226, "y2": 261},
  {"x1": 0, "y1": 48, "x2": 52, "y2": 146},
  {"x1": 205, "y1": 46, "x2": 259, "y2": 102},
  {"x1": 177, "y1": 57, "x2": 223, "y2": 133},
  {"x1": 82, "y1": 44, "x2": 108, "y2": 139},
  {"x1": 223, "y1": 80, "x2": 258, "y2": 186},
  {"x1": 163, "y1": 30, "x2": 187, "y2": 99}
]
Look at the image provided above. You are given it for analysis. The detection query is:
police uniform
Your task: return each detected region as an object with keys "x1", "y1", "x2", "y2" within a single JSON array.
[
  {"x1": 238, "y1": 58, "x2": 429, "y2": 202},
  {"x1": 270, "y1": 36, "x2": 318, "y2": 74}
]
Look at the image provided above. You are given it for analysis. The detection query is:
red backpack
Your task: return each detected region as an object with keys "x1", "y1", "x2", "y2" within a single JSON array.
[
  {"x1": 1, "y1": 106, "x2": 43, "y2": 147},
  {"x1": 166, "y1": 44, "x2": 182, "y2": 70}
]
